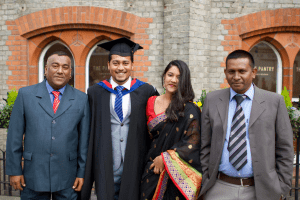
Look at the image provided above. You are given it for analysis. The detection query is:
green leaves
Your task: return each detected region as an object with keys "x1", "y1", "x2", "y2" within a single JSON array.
[
  {"x1": 199, "y1": 90, "x2": 207, "y2": 107},
  {"x1": 7, "y1": 89, "x2": 18, "y2": 106},
  {"x1": 0, "y1": 89, "x2": 18, "y2": 128},
  {"x1": 281, "y1": 86, "x2": 292, "y2": 108},
  {"x1": 0, "y1": 104, "x2": 13, "y2": 128}
]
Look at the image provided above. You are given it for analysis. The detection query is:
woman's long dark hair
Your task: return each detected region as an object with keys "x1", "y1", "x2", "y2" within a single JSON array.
[{"x1": 162, "y1": 60, "x2": 195, "y2": 122}]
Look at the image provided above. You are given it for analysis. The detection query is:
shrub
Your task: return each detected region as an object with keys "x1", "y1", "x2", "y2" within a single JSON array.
[{"x1": 0, "y1": 89, "x2": 18, "y2": 128}]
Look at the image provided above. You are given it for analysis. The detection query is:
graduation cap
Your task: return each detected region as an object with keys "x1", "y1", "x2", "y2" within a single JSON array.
[{"x1": 97, "y1": 37, "x2": 143, "y2": 57}]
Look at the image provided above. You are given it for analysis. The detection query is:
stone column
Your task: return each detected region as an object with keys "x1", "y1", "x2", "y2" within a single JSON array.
[{"x1": 163, "y1": 0, "x2": 211, "y2": 98}]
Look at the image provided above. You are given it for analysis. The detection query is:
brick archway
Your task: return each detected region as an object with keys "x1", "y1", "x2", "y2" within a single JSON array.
[
  {"x1": 220, "y1": 8, "x2": 300, "y2": 97},
  {"x1": 5, "y1": 6, "x2": 153, "y2": 91}
]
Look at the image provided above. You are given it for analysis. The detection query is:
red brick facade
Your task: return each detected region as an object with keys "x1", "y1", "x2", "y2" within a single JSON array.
[
  {"x1": 5, "y1": 6, "x2": 153, "y2": 92},
  {"x1": 221, "y1": 8, "x2": 300, "y2": 98}
]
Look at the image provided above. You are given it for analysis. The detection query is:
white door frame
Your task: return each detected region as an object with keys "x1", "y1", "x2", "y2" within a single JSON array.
[
  {"x1": 85, "y1": 40, "x2": 109, "y2": 92},
  {"x1": 250, "y1": 41, "x2": 283, "y2": 94}
]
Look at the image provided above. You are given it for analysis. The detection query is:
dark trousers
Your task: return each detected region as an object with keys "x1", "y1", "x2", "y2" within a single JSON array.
[{"x1": 21, "y1": 187, "x2": 78, "y2": 200}]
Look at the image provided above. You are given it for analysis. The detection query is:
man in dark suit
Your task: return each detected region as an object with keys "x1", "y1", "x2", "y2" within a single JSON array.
[
  {"x1": 200, "y1": 50, "x2": 293, "y2": 200},
  {"x1": 6, "y1": 51, "x2": 90, "y2": 199},
  {"x1": 80, "y1": 37, "x2": 158, "y2": 200}
]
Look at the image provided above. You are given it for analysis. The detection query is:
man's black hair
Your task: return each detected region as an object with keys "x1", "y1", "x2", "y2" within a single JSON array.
[{"x1": 226, "y1": 50, "x2": 255, "y2": 68}]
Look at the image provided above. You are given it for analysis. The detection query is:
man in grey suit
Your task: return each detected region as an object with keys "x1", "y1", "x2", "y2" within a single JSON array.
[
  {"x1": 200, "y1": 50, "x2": 293, "y2": 200},
  {"x1": 6, "y1": 51, "x2": 90, "y2": 199}
]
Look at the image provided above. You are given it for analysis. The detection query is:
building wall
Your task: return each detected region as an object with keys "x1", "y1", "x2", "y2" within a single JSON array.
[
  {"x1": 0, "y1": 0, "x2": 165, "y2": 97},
  {"x1": 209, "y1": 0, "x2": 300, "y2": 93},
  {"x1": 0, "y1": 0, "x2": 300, "y2": 99}
]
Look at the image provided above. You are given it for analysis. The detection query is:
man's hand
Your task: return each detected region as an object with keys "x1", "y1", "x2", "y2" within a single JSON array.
[
  {"x1": 150, "y1": 155, "x2": 165, "y2": 174},
  {"x1": 73, "y1": 178, "x2": 84, "y2": 191},
  {"x1": 10, "y1": 175, "x2": 25, "y2": 191}
]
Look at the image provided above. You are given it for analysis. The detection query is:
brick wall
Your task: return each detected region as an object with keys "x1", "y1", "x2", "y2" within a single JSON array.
[
  {"x1": 209, "y1": 0, "x2": 300, "y2": 93},
  {"x1": 0, "y1": 0, "x2": 300, "y2": 99},
  {"x1": 5, "y1": 6, "x2": 153, "y2": 92},
  {"x1": 0, "y1": 0, "x2": 165, "y2": 97},
  {"x1": 219, "y1": 8, "x2": 300, "y2": 98}
]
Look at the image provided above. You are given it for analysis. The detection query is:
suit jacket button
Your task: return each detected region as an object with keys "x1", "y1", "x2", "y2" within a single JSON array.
[
  {"x1": 50, "y1": 153, "x2": 53, "y2": 157},
  {"x1": 120, "y1": 138, "x2": 124, "y2": 142},
  {"x1": 52, "y1": 136, "x2": 55, "y2": 140},
  {"x1": 52, "y1": 120, "x2": 56, "y2": 124},
  {"x1": 121, "y1": 123, "x2": 124, "y2": 126}
]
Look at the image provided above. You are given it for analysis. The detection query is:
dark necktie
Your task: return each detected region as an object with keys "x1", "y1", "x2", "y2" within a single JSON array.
[
  {"x1": 52, "y1": 91, "x2": 60, "y2": 114},
  {"x1": 115, "y1": 86, "x2": 124, "y2": 122},
  {"x1": 228, "y1": 94, "x2": 247, "y2": 171}
]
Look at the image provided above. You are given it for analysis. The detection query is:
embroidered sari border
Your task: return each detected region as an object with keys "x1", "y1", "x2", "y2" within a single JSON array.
[
  {"x1": 168, "y1": 150, "x2": 202, "y2": 188},
  {"x1": 174, "y1": 152, "x2": 202, "y2": 178},
  {"x1": 161, "y1": 150, "x2": 202, "y2": 200},
  {"x1": 162, "y1": 152, "x2": 192, "y2": 200},
  {"x1": 152, "y1": 170, "x2": 168, "y2": 200},
  {"x1": 148, "y1": 113, "x2": 167, "y2": 131}
]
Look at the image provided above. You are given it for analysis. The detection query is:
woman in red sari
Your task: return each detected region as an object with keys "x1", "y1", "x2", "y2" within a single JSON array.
[{"x1": 140, "y1": 60, "x2": 202, "y2": 200}]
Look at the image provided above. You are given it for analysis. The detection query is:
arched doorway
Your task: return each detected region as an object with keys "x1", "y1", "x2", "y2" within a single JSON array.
[
  {"x1": 249, "y1": 41, "x2": 283, "y2": 94},
  {"x1": 85, "y1": 39, "x2": 110, "y2": 91},
  {"x1": 39, "y1": 41, "x2": 75, "y2": 87}
]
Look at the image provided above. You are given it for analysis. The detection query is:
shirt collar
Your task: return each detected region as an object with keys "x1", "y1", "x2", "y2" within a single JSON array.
[
  {"x1": 45, "y1": 80, "x2": 66, "y2": 95},
  {"x1": 110, "y1": 77, "x2": 132, "y2": 90},
  {"x1": 230, "y1": 83, "x2": 254, "y2": 101}
]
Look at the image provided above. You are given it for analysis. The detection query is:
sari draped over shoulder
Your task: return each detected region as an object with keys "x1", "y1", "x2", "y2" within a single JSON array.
[{"x1": 140, "y1": 96, "x2": 202, "y2": 200}]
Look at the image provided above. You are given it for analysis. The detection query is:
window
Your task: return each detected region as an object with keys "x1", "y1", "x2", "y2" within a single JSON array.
[
  {"x1": 39, "y1": 41, "x2": 75, "y2": 86},
  {"x1": 249, "y1": 41, "x2": 282, "y2": 94},
  {"x1": 85, "y1": 40, "x2": 110, "y2": 91},
  {"x1": 293, "y1": 51, "x2": 300, "y2": 100}
]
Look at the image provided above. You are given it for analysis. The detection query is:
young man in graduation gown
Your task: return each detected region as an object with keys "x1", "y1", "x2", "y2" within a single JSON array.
[{"x1": 80, "y1": 38, "x2": 159, "y2": 200}]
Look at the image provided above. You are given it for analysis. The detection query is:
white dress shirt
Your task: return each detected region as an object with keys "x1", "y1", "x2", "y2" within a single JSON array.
[{"x1": 110, "y1": 77, "x2": 131, "y2": 118}]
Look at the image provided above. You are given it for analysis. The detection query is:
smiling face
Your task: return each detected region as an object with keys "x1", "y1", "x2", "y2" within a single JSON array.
[
  {"x1": 45, "y1": 54, "x2": 71, "y2": 90},
  {"x1": 225, "y1": 57, "x2": 257, "y2": 94},
  {"x1": 108, "y1": 54, "x2": 133, "y2": 85},
  {"x1": 164, "y1": 65, "x2": 180, "y2": 94}
]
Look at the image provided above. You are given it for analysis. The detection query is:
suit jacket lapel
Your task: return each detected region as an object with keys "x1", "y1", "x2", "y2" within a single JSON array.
[
  {"x1": 36, "y1": 80, "x2": 54, "y2": 118},
  {"x1": 53, "y1": 84, "x2": 74, "y2": 120},
  {"x1": 216, "y1": 88, "x2": 230, "y2": 140},
  {"x1": 249, "y1": 86, "x2": 266, "y2": 129}
]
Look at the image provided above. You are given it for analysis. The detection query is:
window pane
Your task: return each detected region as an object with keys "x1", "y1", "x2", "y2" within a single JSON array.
[
  {"x1": 43, "y1": 43, "x2": 75, "y2": 87},
  {"x1": 89, "y1": 40, "x2": 110, "y2": 87},
  {"x1": 293, "y1": 51, "x2": 300, "y2": 98},
  {"x1": 250, "y1": 42, "x2": 278, "y2": 93}
]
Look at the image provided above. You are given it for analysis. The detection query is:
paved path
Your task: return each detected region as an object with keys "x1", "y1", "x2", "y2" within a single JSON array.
[
  {"x1": 0, "y1": 194, "x2": 295, "y2": 200},
  {"x1": 0, "y1": 193, "x2": 98, "y2": 200}
]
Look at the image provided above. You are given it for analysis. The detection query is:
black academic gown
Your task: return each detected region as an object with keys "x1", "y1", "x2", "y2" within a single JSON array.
[{"x1": 80, "y1": 81, "x2": 158, "y2": 200}]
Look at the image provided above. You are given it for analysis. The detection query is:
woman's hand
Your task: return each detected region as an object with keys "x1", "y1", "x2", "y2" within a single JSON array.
[{"x1": 150, "y1": 155, "x2": 165, "y2": 174}]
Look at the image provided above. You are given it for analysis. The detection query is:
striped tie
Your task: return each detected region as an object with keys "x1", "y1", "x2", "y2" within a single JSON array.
[
  {"x1": 228, "y1": 94, "x2": 247, "y2": 171},
  {"x1": 52, "y1": 91, "x2": 60, "y2": 114},
  {"x1": 115, "y1": 86, "x2": 124, "y2": 122}
]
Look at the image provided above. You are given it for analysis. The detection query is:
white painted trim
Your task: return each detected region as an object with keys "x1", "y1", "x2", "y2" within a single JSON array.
[
  {"x1": 292, "y1": 98, "x2": 299, "y2": 102},
  {"x1": 38, "y1": 41, "x2": 75, "y2": 83},
  {"x1": 85, "y1": 40, "x2": 109, "y2": 92},
  {"x1": 250, "y1": 41, "x2": 283, "y2": 94}
]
